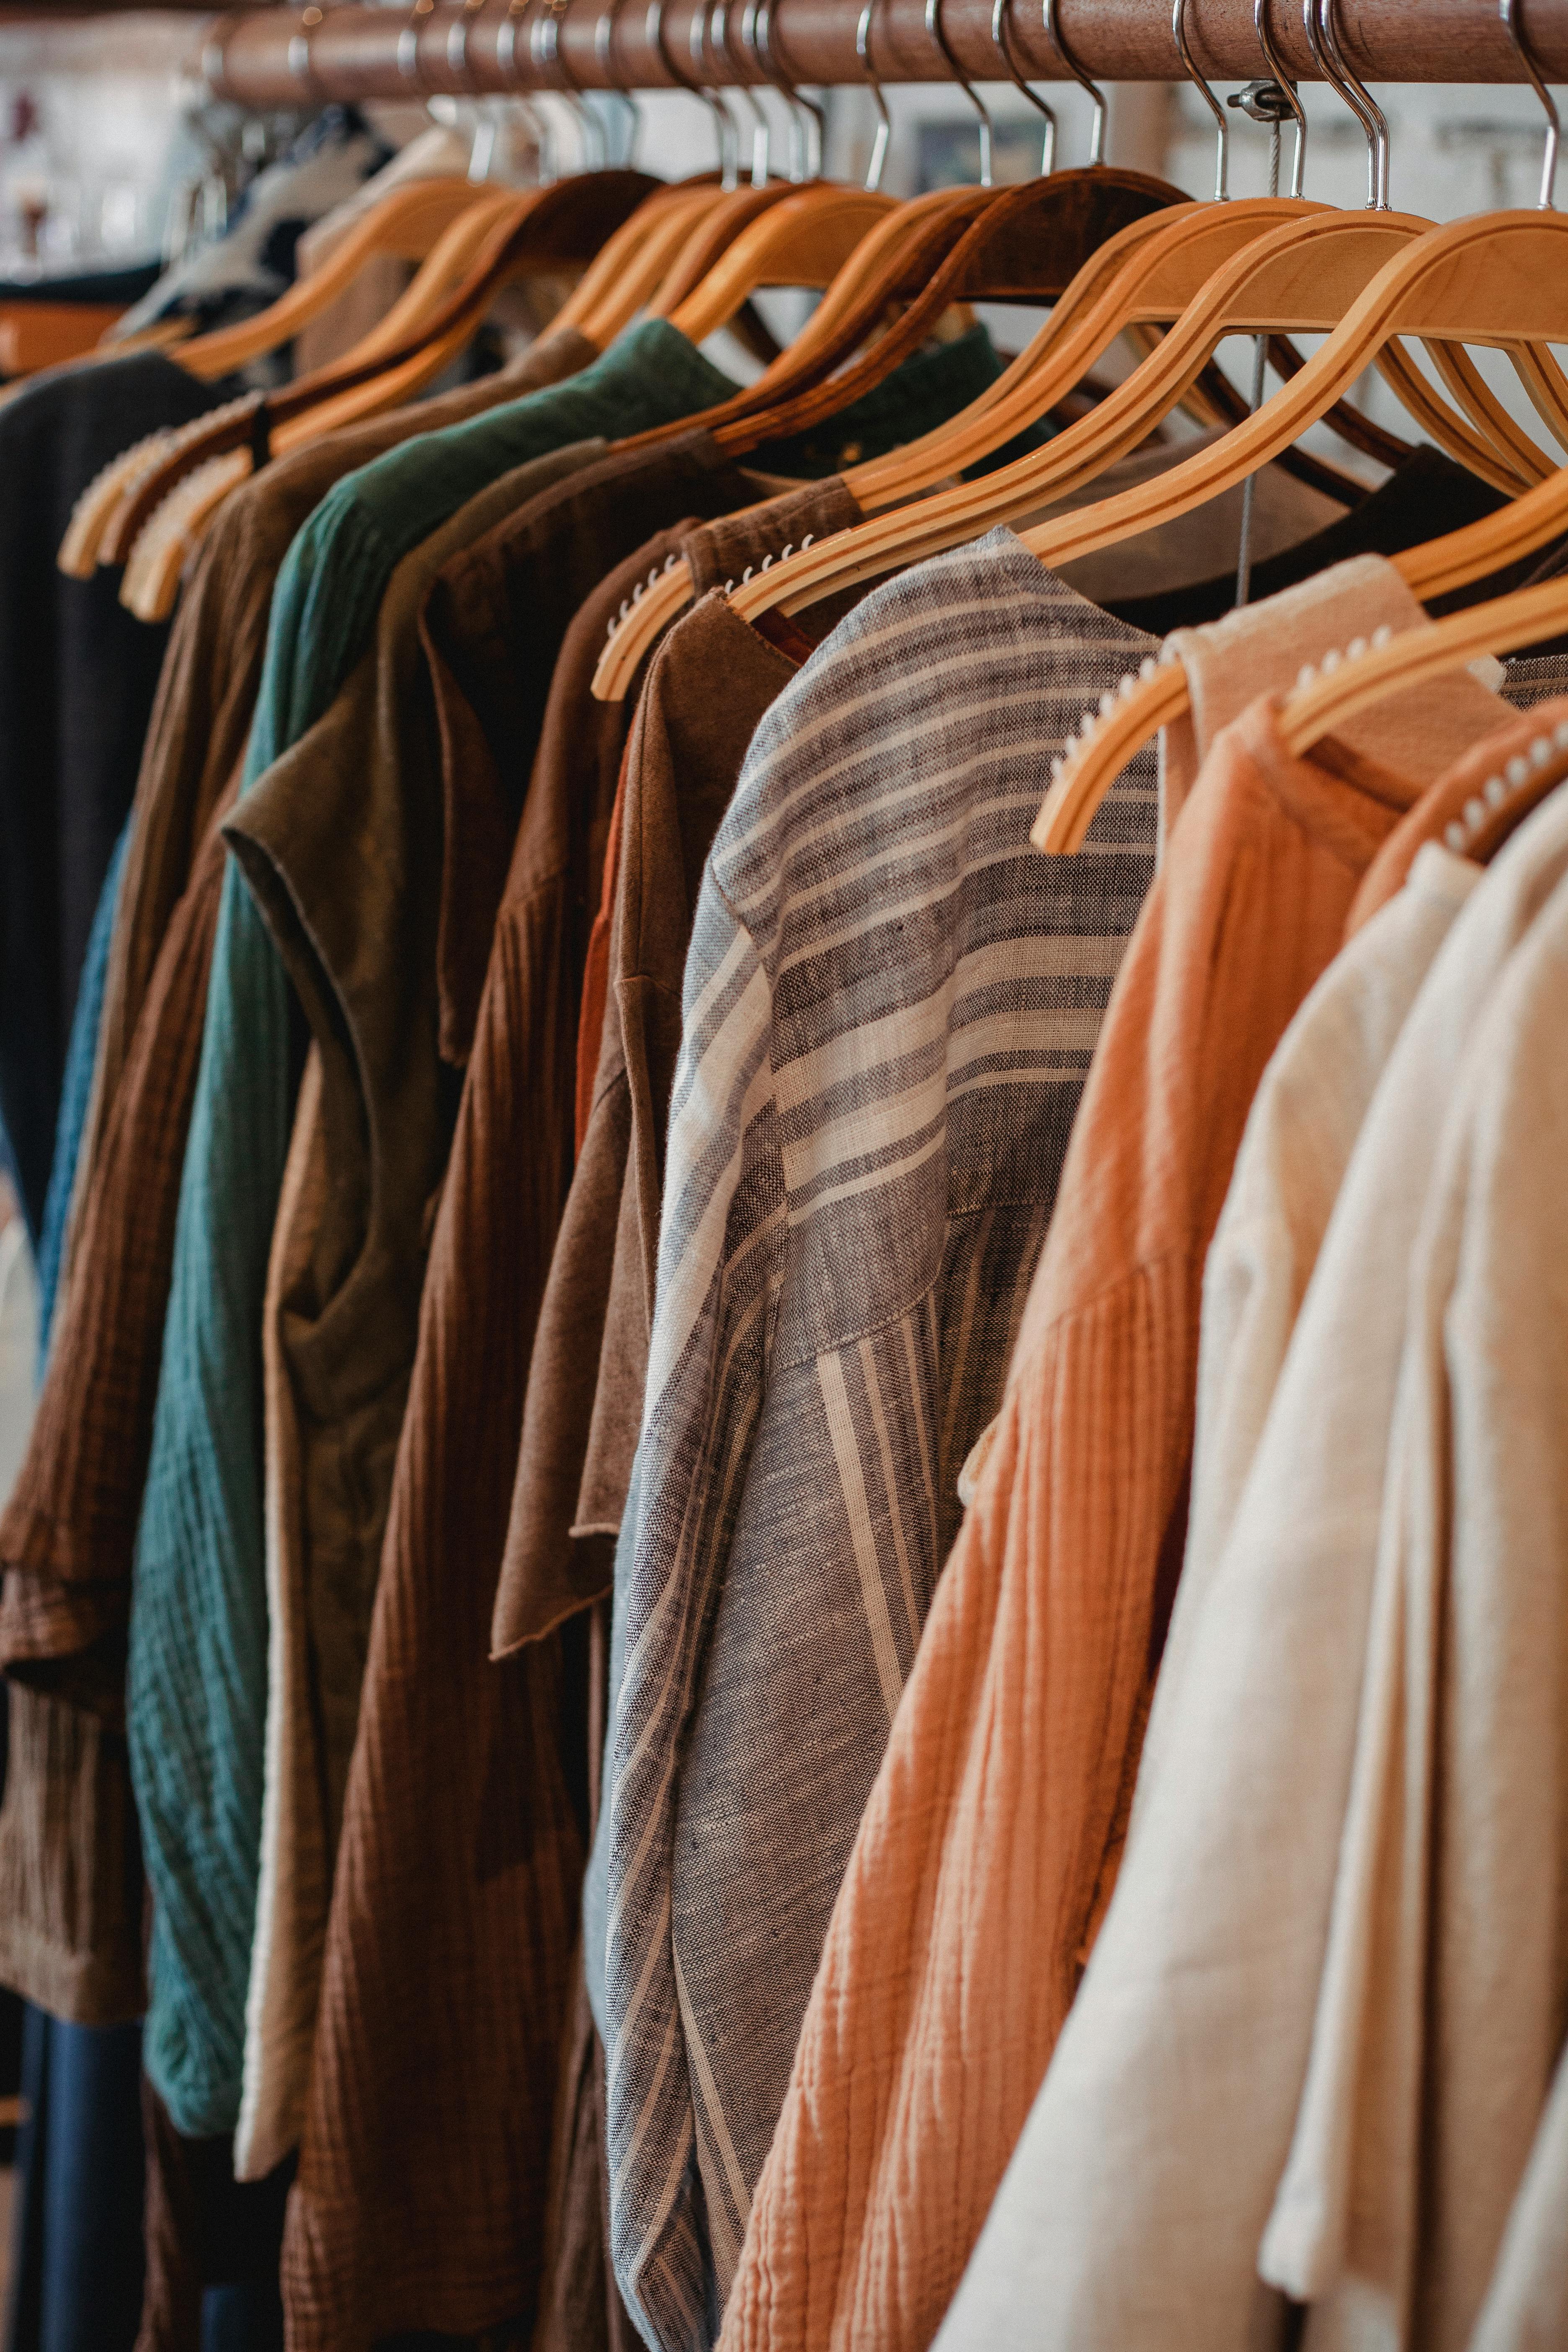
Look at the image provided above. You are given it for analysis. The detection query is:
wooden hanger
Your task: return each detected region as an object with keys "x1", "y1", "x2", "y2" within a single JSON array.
[
  {"x1": 1029, "y1": 216, "x2": 1568, "y2": 855},
  {"x1": 552, "y1": 180, "x2": 727, "y2": 339},
  {"x1": 97, "y1": 185, "x2": 524, "y2": 588},
  {"x1": 648, "y1": 179, "x2": 818, "y2": 317},
  {"x1": 60, "y1": 179, "x2": 517, "y2": 579},
  {"x1": 846, "y1": 197, "x2": 1372, "y2": 510},
  {"x1": 1280, "y1": 571, "x2": 1568, "y2": 756},
  {"x1": 171, "y1": 173, "x2": 499, "y2": 383},
  {"x1": 1348, "y1": 696, "x2": 1568, "y2": 933},
  {"x1": 662, "y1": 183, "x2": 903, "y2": 346},
  {"x1": 595, "y1": 169, "x2": 1219, "y2": 691},
  {"x1": 102, "y1": 169, "x2": 658, "y2": 593},
  {"x1": 733, "y1": 208, "x2": 1558, "y2": 639},
  {"x1": 592, "y1": 191, "x2": 1333, "y2": 701},
  {"x1": 590, "y1": 172, "x2": 1195, "y2": 699}
]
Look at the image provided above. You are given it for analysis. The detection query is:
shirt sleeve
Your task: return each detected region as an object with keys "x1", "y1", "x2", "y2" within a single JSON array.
[{"x1": 603, "y1": 860, "x2": 783, "y2": 2352}]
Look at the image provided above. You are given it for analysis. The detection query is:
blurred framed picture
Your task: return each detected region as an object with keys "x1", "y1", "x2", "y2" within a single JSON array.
[{"x1": 916, "y1": 114, "x2": 1047, "y2": 190}]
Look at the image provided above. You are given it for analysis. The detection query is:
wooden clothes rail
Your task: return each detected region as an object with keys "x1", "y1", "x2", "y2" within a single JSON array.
[{"x1": 196, "y1": 0, "x2": 1568, "y2": 107}]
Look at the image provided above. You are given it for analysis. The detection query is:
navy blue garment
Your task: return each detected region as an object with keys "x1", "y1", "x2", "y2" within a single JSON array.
[
  {"x1": 35, "y1": 819, "x2": 130, "y2": 1359},
  {"x1": 3, "y1": 2005, "x2": 145, "y2": 2352}
]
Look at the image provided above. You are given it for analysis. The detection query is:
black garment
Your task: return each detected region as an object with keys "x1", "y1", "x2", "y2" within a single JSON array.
[
  {"x1": 0, "y1": 263, "x2": 162, "y2": 312},
  {"x1": 1103, "y1": 446, "x2": 1509, "y2": 637},
  {"x1": 0, "y1": 350, "x2": 237, "y2": 1234}
]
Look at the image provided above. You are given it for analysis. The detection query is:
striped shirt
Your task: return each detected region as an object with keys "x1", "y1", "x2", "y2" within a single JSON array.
[{"x1": 603, "y1": 529, "x2": 1158, "y2": 2352}]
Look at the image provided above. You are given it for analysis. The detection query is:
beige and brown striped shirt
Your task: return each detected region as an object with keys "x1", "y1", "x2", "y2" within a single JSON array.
[{"x1": 603, "y1": 529, "x2": 1160, "y2": 2351}]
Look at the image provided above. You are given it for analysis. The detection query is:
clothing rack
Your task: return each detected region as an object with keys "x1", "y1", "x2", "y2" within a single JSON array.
[{"x1": 198, "y1": 0, "x2": 1568, "y2": 108}]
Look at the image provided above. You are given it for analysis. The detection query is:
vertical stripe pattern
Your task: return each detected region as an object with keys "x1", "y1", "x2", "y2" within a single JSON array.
[{"x1": 604, "y1": 529, "x2": 1157, "y2": 2352}]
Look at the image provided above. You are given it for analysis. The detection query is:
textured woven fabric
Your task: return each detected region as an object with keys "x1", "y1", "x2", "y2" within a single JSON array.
[
  {"x1": 604, "y1": 531, "x2": 1159, "y2": 2352},
  {"x1": 36, "y1": 819, "x2": 131, "y2": 1360},
  {"x1": 226, "y1": 434, "x2": 603, "y2": 2182},
  {"x1": 271, "y1": 381, "x2": 972, "y2": 2349},
  {"x1": 1473, "y1": 2029, "x2": 1568, "y2": 2352},
  {"x1": 497, "y1": 478, "x2": 861, "y2": 1658},
  {"x1": 936, "y1": 751, "x2": 1568, "y2": 2352},
  {"x1": 0, "y1": 334, "x2": 596, "y2": 1676},
  {"x1": 717, "y1": 564, "x2": 1529, "y2": 2352},
  {"x1": 130, "y1": 328, "x2": 744, "y2": 2143}
]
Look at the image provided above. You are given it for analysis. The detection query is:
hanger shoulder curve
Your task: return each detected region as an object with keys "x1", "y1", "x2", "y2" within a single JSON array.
[
  {"x1": 174, "y1": 174, "x2": 495, "y2": 384},
  {"x1": 666, "y1": 185, "x2": 900, "y2": 346}
]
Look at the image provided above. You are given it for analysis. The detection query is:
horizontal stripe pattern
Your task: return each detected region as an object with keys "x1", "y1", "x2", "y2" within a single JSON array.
[{"x1": 604, "y1": 530, "x2": 1157, "y2": 2352}]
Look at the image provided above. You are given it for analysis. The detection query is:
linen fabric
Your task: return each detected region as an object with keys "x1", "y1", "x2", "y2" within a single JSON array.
[
  {"x1": 931, "y1": 717, "x2": 1568, "y2": 2352},
  {"x1": 276, "y1": 525, "x2": 611, "y2": 2352},
  {"x1": 130, "y1": 322, "x2": 747, "y2": 2144},
  {"x1": 223, "y1": 433, "x2": 604, "y2": 2180},
  {"x1": 241, "y1": 1048, "x2": 326, "y2": 2188},
  {"x1": 496, "y1": 476, "x2": 861, "y2": 1657},
  {"x1": 1258, "y1": 735, "x2": 1568, "y2": 2352},
  {"x1": 273, "y1": 326, "x2": 1006, "y2": 2350},
  {"x1": 1473, "y1": 2034, "x2": 1568, "y2": 2352},
  {"x1": 1141, "y1": 840, "x2": 1482, "y2": 1805},
  {"x1": 713, "y1": 621, "x2": 1445, "y2": 2352},
  {"x1": 233, "y1": 424, "x2": 793, "y2": 2185},
  {"x1": 604, "y1": 530, "x2": 1160, "y2": 2352}
]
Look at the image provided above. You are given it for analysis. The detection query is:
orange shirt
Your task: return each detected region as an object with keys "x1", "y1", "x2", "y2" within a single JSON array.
[{"x1": 717, "y1": 695, "x2": 1408, "y2": 2352}]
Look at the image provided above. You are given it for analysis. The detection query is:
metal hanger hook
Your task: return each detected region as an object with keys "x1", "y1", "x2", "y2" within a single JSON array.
[
  {"x1": 993, "y1": 0, "x2": 1057, "y2": 176},
  {"x1": 927, "y1": 0, "x2": 993, "y2": 187},
  {"x1": 1501, "y1": 0, "x2": 1560, "y2": 210},
  {"x1": 595, "y1": 0, "x2": 642, "y2": 167},
  {"x1": 756, "y1": 0, "x2": 825, "y2": 182},
  {"x1": 690, "y1": 0, "x2": 743, "y2": 186},
  {"x1": 854, "y1": 0, "x2": 892, "y2": 191},
  {"x1": 1253, "y1": 0, "x2": 1306, "y2": 196},
  {"x1": 533, "y1": 0, "x2": 607, "y2": 170},
  {"x1": 1042, "y1": 0, "x2": 1104, "y2": 167},
  {"x1": 1306, "y1": 0, "x2": 1389, "y2": 209},
  {"x1": 1172, "y1": 0, "x2": 1229, "y2": 200},
  {"x1": 497, "y1": 0, "x2": 560, "y2": 180},
  {"x1": 646, "y1": 0, "x2": 737, "y2": 184},
  {"x1": 717, "y1": 0, "x2": 771, "y2": 186}
]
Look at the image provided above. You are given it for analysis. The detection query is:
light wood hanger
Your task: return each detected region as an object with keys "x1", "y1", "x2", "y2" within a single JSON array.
[
  {"x1": 1030, "y1": 215, "x2": 1568, "y2": 854},
  {"x1": 648, "y1": 179, "x2": 816, "y2": 317},
  {"x1": 553, "y1": 180, "x2": 726, "y2": 339},
  {"x1": 591, "y1": 176, "x2": 1202, "y2": 699},
  {"x1": 100, "y1": 186, "x2": 524, "y2": 599},
  {"x1": 171, "y1": 173, "x2": 499, "y2": 383},
  {"x1": 101, "y1": 169, "x2": 658, "y2": 595},
  {"x1": 1279, "y1": 571, "x2": 1568, "y2": 756},
  {"x1": 733, "y1": 208, "x2": 1559, "y2": 637},
  {"x1": 60, "y1": 180, "x2": 516, "y2": 579},
  {"x1": 593, "y1": 193, "x2": 1321, "y2": 700},
  {"x1": 663, "y1": 183, "x2": 903, "y2": 346}
]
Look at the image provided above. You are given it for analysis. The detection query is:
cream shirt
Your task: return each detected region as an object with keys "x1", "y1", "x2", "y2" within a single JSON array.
[
  {"x1": 1472, "y1": 2036, "x2": 1568, "y2": 2352},
  {"x1": 935, "y1": 777, "x2": 1568, "y2": 2352},
  {"x1": 1264, "y1": 830, "x2": 1568, "y2": 2351}
]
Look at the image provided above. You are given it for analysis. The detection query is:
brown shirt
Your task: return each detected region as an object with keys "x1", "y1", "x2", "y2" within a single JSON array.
[
  {"x1": 278, "y1": 438, "x2": 823, "y2": 2352},
  {"x1": 494, "y1": 478, "x2": 861, "y2": 1658}
]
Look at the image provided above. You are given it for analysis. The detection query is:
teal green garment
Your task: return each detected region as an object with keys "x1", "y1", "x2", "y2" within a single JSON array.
[{"x1": 128, "y1": 315, "x2": 1016, "y2": 2137}]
